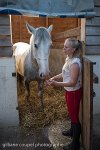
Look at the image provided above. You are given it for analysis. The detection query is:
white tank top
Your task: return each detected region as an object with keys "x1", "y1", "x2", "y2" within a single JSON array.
[{"x1": 62, "y1": 57, "x2": 82, "y2": 91}]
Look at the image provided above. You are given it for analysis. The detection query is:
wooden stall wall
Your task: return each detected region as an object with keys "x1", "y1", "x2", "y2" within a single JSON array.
[
  {"x1": 0, "y1": 15, "x2": 12, "y2": 57},
  {"x1": 85, "y1": 0, "x2": 100, "y2": 55},
  {"x1": 11, "y1": 16, "x2": 80, "y2": 48}
]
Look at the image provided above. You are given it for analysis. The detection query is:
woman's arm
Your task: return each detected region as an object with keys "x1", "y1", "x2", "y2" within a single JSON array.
[
  {"x1": 46, "y1": 73, "x2": 62, "y2": 86},
  {"x1": 48, "y1": 63, "x2": 80, "y2": 87}
]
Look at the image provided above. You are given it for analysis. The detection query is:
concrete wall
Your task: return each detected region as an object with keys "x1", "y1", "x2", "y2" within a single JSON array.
[{"x1": 0, "y1": 58, "x2": 19, "y2": 127}]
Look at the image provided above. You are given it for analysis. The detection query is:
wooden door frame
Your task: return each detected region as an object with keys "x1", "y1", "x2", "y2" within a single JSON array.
[{"x1": 80, "y1": 57, "x2": 94, "y2": 150}]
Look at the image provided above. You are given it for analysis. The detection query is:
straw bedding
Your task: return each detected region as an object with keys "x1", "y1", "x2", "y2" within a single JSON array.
[{"x1": 17, "y1": 80, "x2": 68, "y2": 131}]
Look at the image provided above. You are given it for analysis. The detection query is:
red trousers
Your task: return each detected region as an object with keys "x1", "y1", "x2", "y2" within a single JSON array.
[{"x1": 65, "y1": 88, "x2": 82, "y2": 123}]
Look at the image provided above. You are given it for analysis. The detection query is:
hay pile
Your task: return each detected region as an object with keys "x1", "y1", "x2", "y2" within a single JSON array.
[{"x1": 17, "y1": 80, "x2": 68, "y2": 131}]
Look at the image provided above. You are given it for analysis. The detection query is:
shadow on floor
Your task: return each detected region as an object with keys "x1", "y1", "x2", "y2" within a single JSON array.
[
  {"x1": 93, "y1": 132, "x2": 100, "y2": 150},
  {"x1": 0, "y1": 126, "x2": 54, "y2": 150},
  {"x1": 93, "y1": 113, "x2": 100, "y2": 150},
  {"x1": 0, "y1": 120, "x2": 71, "y2": 150}
]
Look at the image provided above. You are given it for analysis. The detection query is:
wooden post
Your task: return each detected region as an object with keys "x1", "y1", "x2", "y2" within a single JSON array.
[
  {"x1": 46, "y1": 17, "x2": 49, "y2": 27},
  {"x1": 81, "y1": 18, "x2": 86, "y2": 55},
  {"x1": 19, "y1": 16, "x2": 22, "y2": 41}
]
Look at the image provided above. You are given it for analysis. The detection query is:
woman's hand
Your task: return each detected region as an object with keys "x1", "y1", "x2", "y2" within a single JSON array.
[
  {"x1": 46, "y1": 79, "x2": 52, "y2": 86},
  {"x1": 46, "y1": 79, "x2": 59, "y2": 86}
]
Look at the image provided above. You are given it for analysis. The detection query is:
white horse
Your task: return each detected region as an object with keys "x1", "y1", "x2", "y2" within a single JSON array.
[{"x1": 13, "y1": 23, "x2": 53, "y2": 110}]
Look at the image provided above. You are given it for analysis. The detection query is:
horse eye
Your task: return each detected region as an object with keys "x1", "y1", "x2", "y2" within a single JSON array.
[{"x1": 34, "y1": 44, "x2": 38, "y2": 49}]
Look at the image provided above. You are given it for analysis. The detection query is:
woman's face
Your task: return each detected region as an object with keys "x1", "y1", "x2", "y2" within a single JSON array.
[{"x1": 63, "y1": 40, "x2": 75, "y2": 57}]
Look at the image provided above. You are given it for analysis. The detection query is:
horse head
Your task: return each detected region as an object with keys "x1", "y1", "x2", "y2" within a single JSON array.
[{"x1": 26, "y1": 23, "x2": 53, "y2": 79}]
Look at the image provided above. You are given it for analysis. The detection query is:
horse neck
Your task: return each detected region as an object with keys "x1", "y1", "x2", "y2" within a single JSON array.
[{"x1": 30, "y1": 45, "x2": 34, "y2": 58}]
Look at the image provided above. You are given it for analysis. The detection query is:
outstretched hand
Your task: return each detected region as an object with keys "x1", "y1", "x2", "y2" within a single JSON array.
[{"x1": 46, "y1": 79, "x2": 59, "y2": 86}]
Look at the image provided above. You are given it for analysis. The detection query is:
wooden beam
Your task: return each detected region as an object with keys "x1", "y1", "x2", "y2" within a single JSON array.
[
  {"x1": 78, "y1": 19, "x2": 81, "y2": 26},
  {"x1": 53, "y1": 27, "x2": 81, "y2": 40},
  {"x1": 46, "y1": 17, "x2": 49, "y2": 27},
  {"x1": 82, "y1": 57, "x2": 93, "y2": 150},
  {"x1": 81, "y1": 18, "x2": 86, "y2": 42},
  {"x1": 19, "y1": 16, "x2": 22, "y2": 41}
]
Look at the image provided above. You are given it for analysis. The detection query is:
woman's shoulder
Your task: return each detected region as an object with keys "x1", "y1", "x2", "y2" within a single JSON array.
[
  {"x1": 72, "y1": 57, "x2": 81, "y2": 63},
  {"x1": 70, "y1": 58, "x2": 82, "y2": 68}
]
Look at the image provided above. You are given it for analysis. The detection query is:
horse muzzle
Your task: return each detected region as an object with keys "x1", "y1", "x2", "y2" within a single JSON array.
[{"x1": 40, "y1": 72, "x2": 50, "y2": 80}]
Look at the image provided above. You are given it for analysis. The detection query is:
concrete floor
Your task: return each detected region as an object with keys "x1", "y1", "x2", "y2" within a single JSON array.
[
  {"x1": 0, "y1": 115, "x2": 100, "y2": 150},
  {"x1": 0, "y1": 126, "x2": 54, "y2": 150},
  {"x1": 0, "y1": 120, "x2": 71, "y2": 150},
  {"x1": 93, "y1": 113, "x2": 100, "y2": 150}
]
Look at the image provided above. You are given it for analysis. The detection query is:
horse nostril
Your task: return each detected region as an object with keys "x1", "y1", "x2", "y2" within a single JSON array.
[
  {"x1": 40, "y1": 73, "x2": 43, "y2": 78},
  {"x1": 40, "y1": 72, "x2": 50, "y2": 79}
]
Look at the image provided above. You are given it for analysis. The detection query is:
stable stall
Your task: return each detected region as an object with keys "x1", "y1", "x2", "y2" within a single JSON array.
[{"x1": 0, "y1": 1, "x2": 100, "y2": 150}]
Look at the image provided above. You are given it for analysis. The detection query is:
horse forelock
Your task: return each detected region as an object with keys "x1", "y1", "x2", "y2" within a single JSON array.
[{"x1": 35, "y1": 28, "x2": 51, "y2": 44}]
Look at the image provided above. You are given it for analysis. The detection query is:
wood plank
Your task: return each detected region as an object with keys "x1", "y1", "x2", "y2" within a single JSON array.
[
  {"x1": 86, "y1": 26, "x2": 100, "y2": 35},
  {"x1": 94, "y1": 7, "x2": 100, "y2": 17},
  {"x1": 0, "y1": 35, "x2": 12, "y2": 46},
  {"x1": 21, "y1": 16, "x2": 46, "y2": 26},
  {"x1": 85, "y1": 46, "x2": 100, "y2": 54},
  {"x1": 0, "y1": 26, "x2": 10, "y2": 35},
  {"x1": 53, "y1": 27, "x2": 81, "y2": 40},
  {"x1": 0, "y1": 47, "x2": 13, "y2": 57},
  {"x1": 94, "y1": 0, "x2": 100, "y2": 6},
  {"x1": 86, "y1": 17, "x2": 100, "y2": 26},
  {"x1": 0, "y1": 15, "x2": 10, "y2": 25},
  {"x1": 82, "y1": 57, "x2": 93, "y2": 150},
  {"x1": 86, "y1": 36, "x2": 100, "y2": 45},
  {"x1": 53, "y1": 38, "x2": 65, "y2": 42},
  {"x1": 0, "y1": 46, "x2": 12, "y2": 51},
  {"x1": 48, "y1": 18, "x2": 78, "y2": 27},
  {"x1": 52, "y1": 42, "x2": 64, "y2": 49}
]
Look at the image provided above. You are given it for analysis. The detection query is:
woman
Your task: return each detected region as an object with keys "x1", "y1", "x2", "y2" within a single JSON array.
[{"x1": 46, "y1": 38, "x2": 83, "y2": 150}]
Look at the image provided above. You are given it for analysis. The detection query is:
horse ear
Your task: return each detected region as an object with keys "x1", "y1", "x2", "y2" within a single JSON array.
[
  {"x1": 47, "y1": 25, "x2": 53, "y2": 33},
  {"x1": 26, "y1": 22, "x2": 36, "y2": 34}
]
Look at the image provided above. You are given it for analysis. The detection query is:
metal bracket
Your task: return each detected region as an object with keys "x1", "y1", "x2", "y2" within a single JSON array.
[{"x1": 12, "y1": 72, "x2": 16, "y2": 77}]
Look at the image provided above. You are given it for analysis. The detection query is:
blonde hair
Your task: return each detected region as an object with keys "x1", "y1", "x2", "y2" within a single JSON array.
[{"x1": 66, "y1": 38, "x2": 83, "y2": 58}]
